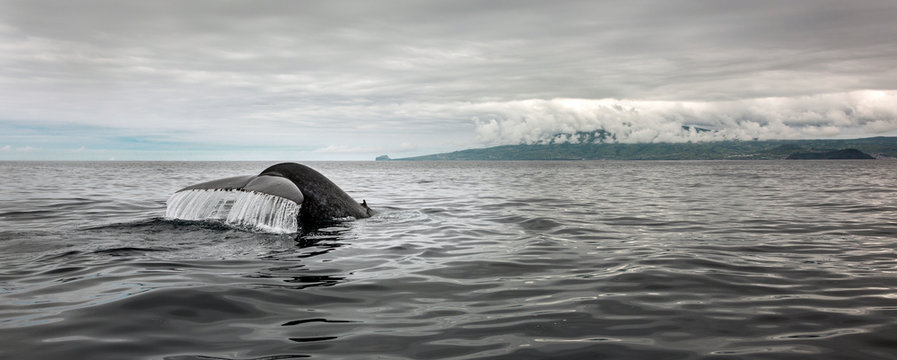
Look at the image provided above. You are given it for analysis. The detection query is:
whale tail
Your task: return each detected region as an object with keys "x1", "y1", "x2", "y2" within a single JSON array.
[
  {"x1": 165, "y1": 163, "x2": 371, "y2": 233},
  {"x1": 165, "y1": 175, "x2": 304, "y2": 233},
  {"x1": 166, "y1": 187, "x2": 301, "y2": 233}
]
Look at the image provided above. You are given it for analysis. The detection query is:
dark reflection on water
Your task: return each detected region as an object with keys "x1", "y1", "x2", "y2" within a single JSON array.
[{"x1": 1, "y1": 160, "x2": 897, "y2": 359}]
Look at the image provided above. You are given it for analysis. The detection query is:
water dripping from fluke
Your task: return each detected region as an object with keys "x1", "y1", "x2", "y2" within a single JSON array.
[{"x1": 165, "y1": 189, "x2": 301, "y2": 234}]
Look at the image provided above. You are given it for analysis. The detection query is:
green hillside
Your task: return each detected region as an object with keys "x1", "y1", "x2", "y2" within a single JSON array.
[{"x1": 390, "y1": 137, "x2": 897, "y2": 161}]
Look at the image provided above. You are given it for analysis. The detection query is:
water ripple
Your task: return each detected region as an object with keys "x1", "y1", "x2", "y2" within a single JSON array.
[{"x1": 2, "y1": 161, "x2": 897, "y2": 359}]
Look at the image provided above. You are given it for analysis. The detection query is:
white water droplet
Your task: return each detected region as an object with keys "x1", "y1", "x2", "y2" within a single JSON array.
[{"x1": 165, "y1": 189, "x2": 300, "y2": 233}]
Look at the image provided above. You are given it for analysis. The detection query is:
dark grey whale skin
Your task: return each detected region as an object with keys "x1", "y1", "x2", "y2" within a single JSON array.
[
  {"x1": 261, "y1": 163, "x2": 372, "y2": 224},
  {"x1": 176, "y1": 162, "x2": 371, "y2": 225}
]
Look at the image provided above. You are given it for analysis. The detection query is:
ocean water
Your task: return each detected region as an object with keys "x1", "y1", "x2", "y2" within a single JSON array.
[{"x1": 1, "y1": 160, "x2": 896, "y2": 359}]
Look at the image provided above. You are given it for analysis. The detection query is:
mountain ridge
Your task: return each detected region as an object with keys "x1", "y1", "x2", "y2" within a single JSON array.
[{"x1": 383, "y1": 136, "x2": 897, "y2": 161}]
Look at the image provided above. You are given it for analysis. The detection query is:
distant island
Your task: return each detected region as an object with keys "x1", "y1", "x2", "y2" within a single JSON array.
[
  {"x1": 786, "y1": 148, "x2": 874, "y2": 160},
  {"x1": 380, "y1": 135, "x2": 897, "y2": 161}
]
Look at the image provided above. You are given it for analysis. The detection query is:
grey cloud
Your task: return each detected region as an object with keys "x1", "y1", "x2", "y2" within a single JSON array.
[
  {"x1": 7, "y1": 0, "x2": 895, "y2": 99},
  {"x1": 1, "y1": 0, "x2": 896, "y2": 159}
]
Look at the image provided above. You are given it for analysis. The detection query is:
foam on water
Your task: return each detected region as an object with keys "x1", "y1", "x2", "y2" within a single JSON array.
[{"x1": 165, "y1": 189, "x2": 300, "y2": 233}]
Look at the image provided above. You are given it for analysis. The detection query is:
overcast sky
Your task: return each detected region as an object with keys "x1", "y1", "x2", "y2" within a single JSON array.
[{"x1": 2, "y1": 0, "x2": 896, "y2": 160}]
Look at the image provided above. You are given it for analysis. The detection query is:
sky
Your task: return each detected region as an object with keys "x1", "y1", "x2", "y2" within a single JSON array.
[{"x1": 2, "y1": 0, "x2": 897, "y2": 160}]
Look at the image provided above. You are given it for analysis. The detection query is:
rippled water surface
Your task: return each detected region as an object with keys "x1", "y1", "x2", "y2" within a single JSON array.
[{"x1": 2, "y1": 160, "x2": 896, "y2": 359}]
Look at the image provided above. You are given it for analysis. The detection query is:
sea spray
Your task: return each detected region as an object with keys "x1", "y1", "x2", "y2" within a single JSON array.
[{"x1": 165, "y1": 189, "x2": 300, "y2": 233}]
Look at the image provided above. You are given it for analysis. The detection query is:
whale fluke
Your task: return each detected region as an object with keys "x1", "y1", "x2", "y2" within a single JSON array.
[
  {"x1": 167, "y1": 163, "x2": 371, "y2": 232},
  {"x1": 179, "y1": 174, "x2": 305, "y2": 206}
]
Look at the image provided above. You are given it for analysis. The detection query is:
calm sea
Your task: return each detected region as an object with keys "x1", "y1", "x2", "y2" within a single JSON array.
[{"x1": 1, "y1": 160, "x2": 896, "y2": 359}]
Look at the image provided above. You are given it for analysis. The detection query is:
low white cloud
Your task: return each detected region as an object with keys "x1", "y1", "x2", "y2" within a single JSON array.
[
  {"x1": 469, "y1": 91, "x2": 897, "y2": 145},
  {"x1": 313, "y1": 145, "x2": 369, "y2": 154},
  {"x1": 0, "y1": 145, "x2": 41, "y2": 152}
]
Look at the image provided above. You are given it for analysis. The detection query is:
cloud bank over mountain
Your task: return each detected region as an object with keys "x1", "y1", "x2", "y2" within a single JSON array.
[{"x1": 471, "y1": 91, "x2": 897, "y2": 145}]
